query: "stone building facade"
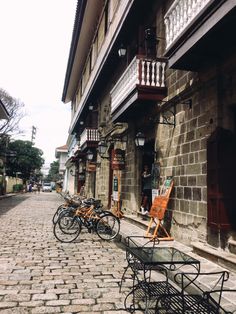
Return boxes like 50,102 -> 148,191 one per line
62,0 -> 236,256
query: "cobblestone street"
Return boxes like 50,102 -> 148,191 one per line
0,193 -> 129,314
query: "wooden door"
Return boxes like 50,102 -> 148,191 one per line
207,127 -> 236,230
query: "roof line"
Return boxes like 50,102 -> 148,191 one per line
61,0 -> 87,103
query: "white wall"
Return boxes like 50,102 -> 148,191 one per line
5,176 -> 24,193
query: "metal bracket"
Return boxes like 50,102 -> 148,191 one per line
155,103 -> 176,127
154,98 -> 192,127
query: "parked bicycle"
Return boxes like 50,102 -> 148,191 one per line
52,192 -> 83,225
53,194 -> 120,243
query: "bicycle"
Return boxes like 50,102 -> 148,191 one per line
53,198 -> 120,243
52,192 -> 83,224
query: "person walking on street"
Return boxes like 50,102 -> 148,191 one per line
33,184 -> 37,193
37,183 -> 41,193
28,183 -> 32,193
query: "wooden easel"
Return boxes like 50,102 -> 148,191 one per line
146,177 -> 174,240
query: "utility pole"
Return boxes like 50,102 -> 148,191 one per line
31,126 -> 37,144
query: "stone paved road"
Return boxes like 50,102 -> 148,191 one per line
0,193 -> 130,314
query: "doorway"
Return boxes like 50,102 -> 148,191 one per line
207,126 -> 236,231
140,139 -> 155,211
142,139 -> 155,174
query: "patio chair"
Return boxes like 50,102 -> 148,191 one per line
122,236 -> 180,313
205,289 -> 236,313
119,235 -> 160,292
155,270 -> 230,313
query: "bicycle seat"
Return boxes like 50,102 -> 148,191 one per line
93,199 -> 102,207
82,200 -> 93,206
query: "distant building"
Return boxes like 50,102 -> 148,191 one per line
55,144 -> 68,176
0,99 -> 9,120
55,144 -> 68,191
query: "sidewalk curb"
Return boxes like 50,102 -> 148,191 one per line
0,193 -> 16,200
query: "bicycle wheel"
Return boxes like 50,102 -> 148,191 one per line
96,213 -> 120,241
52,204 -> 68,224
53,212 -> 81,243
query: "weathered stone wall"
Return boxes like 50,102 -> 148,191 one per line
96,159 -> 110,208
159,51 -> 236,246
157,68 -> 219,244
95,89 -> 111,208
120,129 -> 141,214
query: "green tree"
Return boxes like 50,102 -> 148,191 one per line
0,89 -> 25,175
6,140 -> 44,180
47,160 -> 60,182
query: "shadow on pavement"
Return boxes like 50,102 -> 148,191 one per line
0,194 -> 29,216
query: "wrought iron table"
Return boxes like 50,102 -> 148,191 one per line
123,245 -> 200,313
126,246 -> 200,271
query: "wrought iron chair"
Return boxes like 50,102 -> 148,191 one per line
155,270 -> 230,313
204,289 -> 236,314
119,235 -> 160,292
122,236 -> 180,313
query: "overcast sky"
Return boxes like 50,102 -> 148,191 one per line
0,0 -> 77,168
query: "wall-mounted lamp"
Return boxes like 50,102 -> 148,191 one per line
144,27 -> 165,57
97,133 -> 128,159
145,28 -> 165,43
88,105 -> 94,111
118,44 -> 127,57
79,121 -> 84,125
86,149 -> 101,167
135,132 -> 145,147
86,149 -> 94,161
98,140 -> 109,159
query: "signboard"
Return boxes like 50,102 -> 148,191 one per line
113,175 -> 119,201
149,177 -> 174,219
111,149 -> 125,170
86,162 -> 96,172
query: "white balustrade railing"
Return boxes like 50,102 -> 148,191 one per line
111,56 -> 167,113
80,128 -> 100,147
164,0 -> 211,49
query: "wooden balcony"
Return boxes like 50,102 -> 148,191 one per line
110,56 -> 167,121
164,0 -> 236,70
79,128 -> 100,151
164,0 -> 211,50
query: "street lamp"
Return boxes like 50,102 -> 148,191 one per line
118,44 -> 127,57
98,139 -> 108,157
135,132 -> 145,147
86,149 -> 94,161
